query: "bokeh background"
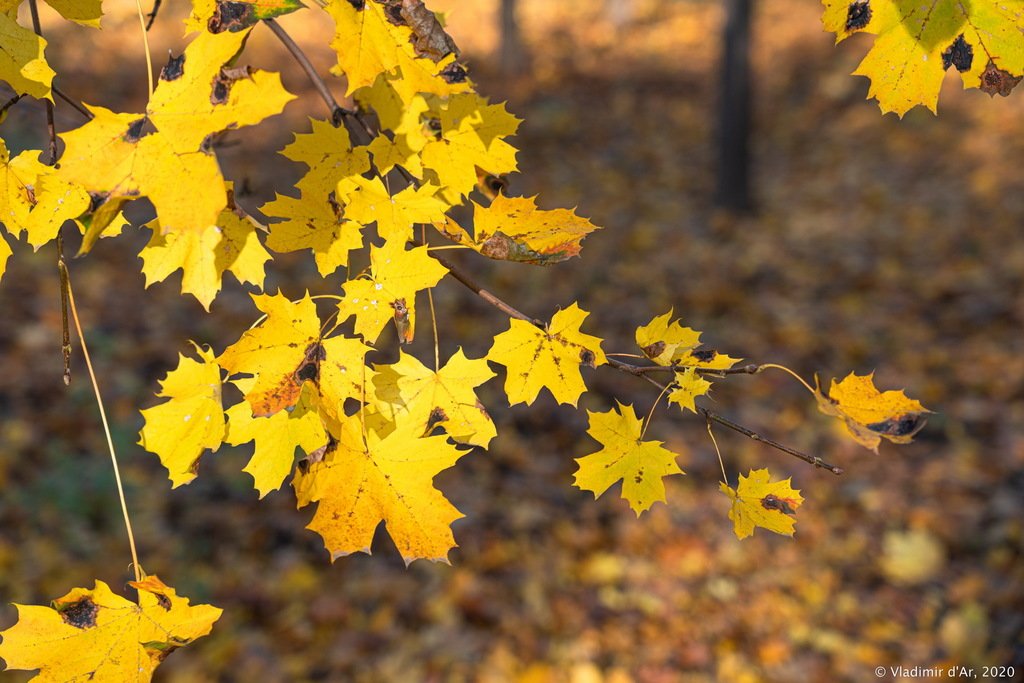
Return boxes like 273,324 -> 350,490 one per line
1,1 -> 1022,681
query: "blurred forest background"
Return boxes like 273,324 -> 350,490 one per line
1,0 -> 1022,681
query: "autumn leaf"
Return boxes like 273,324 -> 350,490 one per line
139,344 -> 225,488
263,192 -> 364,277
339,175 -> 447,242
720,469 -> 804,539
294,414 -> 468,564
336,238 -> 448,344
372,348 -> 496,447
280,118 -> 371,194
40,0 -> 104,26
439,194 -> 600,265
0,144 -> 90,250
668,367 -> 712,413
225,380 -> 328,498
191,0 -> 307,34
487,302 -> 606,406
574,401 -> 684,515
822,0 -> 1024,115
140,198 -> 272,310
0,13 -> 55,100
636,309 -> 740,369
815,372 -> 929,452
0,576 -> 221,682
217,292 -> 323,417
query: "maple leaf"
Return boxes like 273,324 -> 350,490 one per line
139,344 -> 225,487
217,292 -> 322,417
57,30 -> 294,239
367,132 -> 425,177
0,576 -> 221,682
263,192 -> 364,277
371,348 -> 497,447
1,0 -> 105,26
668,367 -> 712,413
280,118 -> 371,194
336,238 -> 448,344
188,0 -> 307,34
0,144 -> 91,250
439,194 -> 600,265
140,197 -> 272,310
720,469 -> 804,539
339,175 -> 447,242
815,372 -> 929,452
486,302 -> 606,406
226,380 -> 328,498
822,0 -> 1024,116
636,309 -> 741,369
421,93 -> 520,200
218,292 -> 372,418
574,401 -> 685,515
294,414 -> 468,564
0,13 -> 55,100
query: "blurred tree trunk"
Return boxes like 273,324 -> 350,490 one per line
499,0 -> 528,77
714,0 -> 754,213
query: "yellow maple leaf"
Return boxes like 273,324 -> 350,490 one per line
336,238 -> 448,343
339,175 -> 447,242
58,30 -> 293,239
720,469 -> 804,539
189,0 -> 306,34
263,192 -> 364,276
139,344 -> 225,487
574,401 -> 685,515
37,0 -> 104,26
668,367 -> 712,413
294,414 -> 468,564
486,302 -> 606,406
141,200 -> 271,310
0,145 -> 91,250
442,194 -> 599,265
367,132 -> 424,177
217,292 -> 323,417
815,372 -> 929,452
317,333 -> 375,423
421,93 -> 519,200
822,0 -> 1024,115
280,118 -> 370,194
225,380 -> 327,498
635,309 -> 741,369
371,348 -> 496,447
326,0 -> 406,94
0,13 -> 55,100
0,576 -> 221,682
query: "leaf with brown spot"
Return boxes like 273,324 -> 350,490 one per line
0,577 -> 221,682
815,372 -> 929,452
721,469 -> 804,539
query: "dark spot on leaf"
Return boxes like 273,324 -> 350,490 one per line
427,407 -> 448,431
345,0 -> 364,9
980,61 -> 1022,97
440,62 -> 468,84
480,233 -> 512,260
211,78 -> 230,105
691,348 -> 716,362
479,173 -> 507,197
302,434 -> 337,470
761,494 -> 796,515
156,593 -> 172,610
200,133 -> 216,154
845,0 -> 870,31
383,1 -> 405,25
124,117 -> 147,143
867,413 -> 926,437
634,473 -> 643,483
641,341 -> 665,360
942,34 -> 973,73
160,53 -> 185,81
579,348 -> 596,367
208,0 -> 255,33
391,298 -> 412,344
294,342 -> 326,383
59,597 -> 99,629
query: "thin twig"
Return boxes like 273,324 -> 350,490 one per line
65,267 -> 144,581
0,93 -> 23,119
27,0 -> 57,164
58,233 -> 71,384
53,86 -> 94,120
263,19 -> 358,129
145,0 -> 162,30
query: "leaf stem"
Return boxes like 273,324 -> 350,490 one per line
759,362 -> 815,394
26,0 -> 58,165
64,267 -> 144,581
132,0 -> 155,98
639,382 -> 671,440
705,416 -> 728,484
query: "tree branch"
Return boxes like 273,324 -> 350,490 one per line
53,86 -> 93,120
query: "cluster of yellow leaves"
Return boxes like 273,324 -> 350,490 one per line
0,576 -> 221,682
822,0 -> 1024,115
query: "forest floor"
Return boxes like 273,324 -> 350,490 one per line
0,1 -> 1021,681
